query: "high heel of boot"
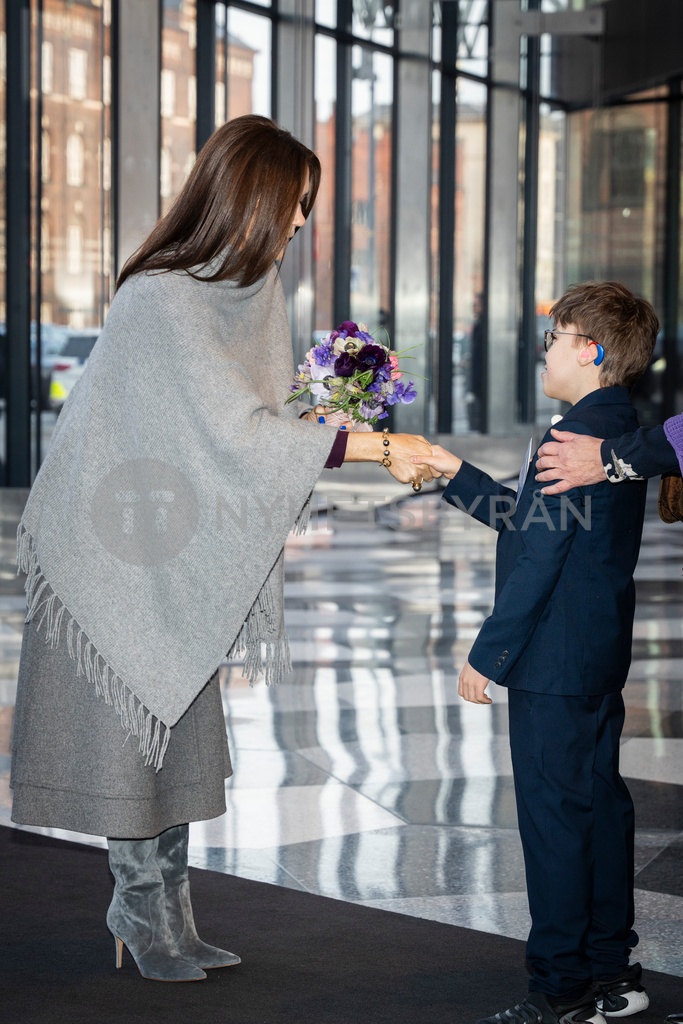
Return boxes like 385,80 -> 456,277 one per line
107,899 -> 207,982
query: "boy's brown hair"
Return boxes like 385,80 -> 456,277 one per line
549,281 -> 659,389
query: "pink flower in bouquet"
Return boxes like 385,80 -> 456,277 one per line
389,353 -> 402,380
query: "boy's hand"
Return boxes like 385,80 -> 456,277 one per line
410,443 -> 462,480
458,661 -> 492,704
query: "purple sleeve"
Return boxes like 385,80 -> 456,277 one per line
664,414 -> 683,473
324,430 -> 349,469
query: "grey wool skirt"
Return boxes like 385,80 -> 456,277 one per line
10,616 -> 232,839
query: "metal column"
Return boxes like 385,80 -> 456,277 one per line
486,0 -> 523,435
196,0 -> 216,151
436,1 -> 458,434
391,0 -> 432,435
333,0 -> 353,328
277,0 -> 316,365
5,0 -> 32,486
116,0 -> 161,273
518,1 -> 541,425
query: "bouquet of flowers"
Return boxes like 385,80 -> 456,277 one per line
287,320 -> 417,426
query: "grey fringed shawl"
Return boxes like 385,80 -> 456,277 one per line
17,265 -> 335,770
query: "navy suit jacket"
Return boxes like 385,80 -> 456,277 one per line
443,387 -> 647,695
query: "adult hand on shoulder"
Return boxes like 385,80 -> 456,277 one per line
535,429 -> 606,495
458,661 -> 492,704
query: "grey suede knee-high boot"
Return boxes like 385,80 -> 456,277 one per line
157,824 -> 241,970
107,837 -> 207,982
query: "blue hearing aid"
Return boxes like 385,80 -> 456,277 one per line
590,341 -> 605,366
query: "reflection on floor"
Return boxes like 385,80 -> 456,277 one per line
2,459 -> 683,978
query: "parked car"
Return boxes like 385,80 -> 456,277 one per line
0,322 -> 73,415
33,324 -> 71,408
48,329 -> 100,411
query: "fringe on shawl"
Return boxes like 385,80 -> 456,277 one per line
225,494 -> 310,684
293,496 -> 312,536
17,525 -> 171,772
226,555 -> 292,686
17,521 -> 297,767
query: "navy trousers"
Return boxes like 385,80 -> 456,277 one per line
507,688 -> 637,1000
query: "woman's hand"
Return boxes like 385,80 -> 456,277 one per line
300,405 -> 366,430
387,434 -> 438,485
343,430 -> 436,488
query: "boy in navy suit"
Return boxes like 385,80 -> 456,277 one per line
417,282 -> 658,1024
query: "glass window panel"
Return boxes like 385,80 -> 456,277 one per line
161,68 -> 177,119
314,34 -> 336,334
103,54 -> 111,106
429,67 -> 440,350
535,104 -> 567,427
350,47 -> 392,331
456,0 -> 488,78
215,5 -> 227,126
67,224 -> 83,275
41,130 -> 51,184
161,0 -> 196,217
352,0 -> 394,46
539,32 -> 553,100
452,78 -> 486,434
67,48 -> 88,100
226,8 -> 271,120
432,3 -> 442,64
42,41 -> 54,94
215,4 -> 270,124
565,101 -> 667,424
316,0 -> 337,30
35,1 -> 113,458
66,132 -> 85,186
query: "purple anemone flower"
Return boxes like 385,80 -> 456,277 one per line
356,344 -> 387,371
338,320 -> 359,334
334,352 -> 358,377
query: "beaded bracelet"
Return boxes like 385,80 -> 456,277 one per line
380,427 -> 391,468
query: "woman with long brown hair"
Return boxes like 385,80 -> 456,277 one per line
10,115 -> 433,982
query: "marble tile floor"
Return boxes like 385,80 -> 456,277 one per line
3,458 -> 683,980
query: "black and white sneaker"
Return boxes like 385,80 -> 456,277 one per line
475,991 -> 607,1024
594,963 -> 649,1018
